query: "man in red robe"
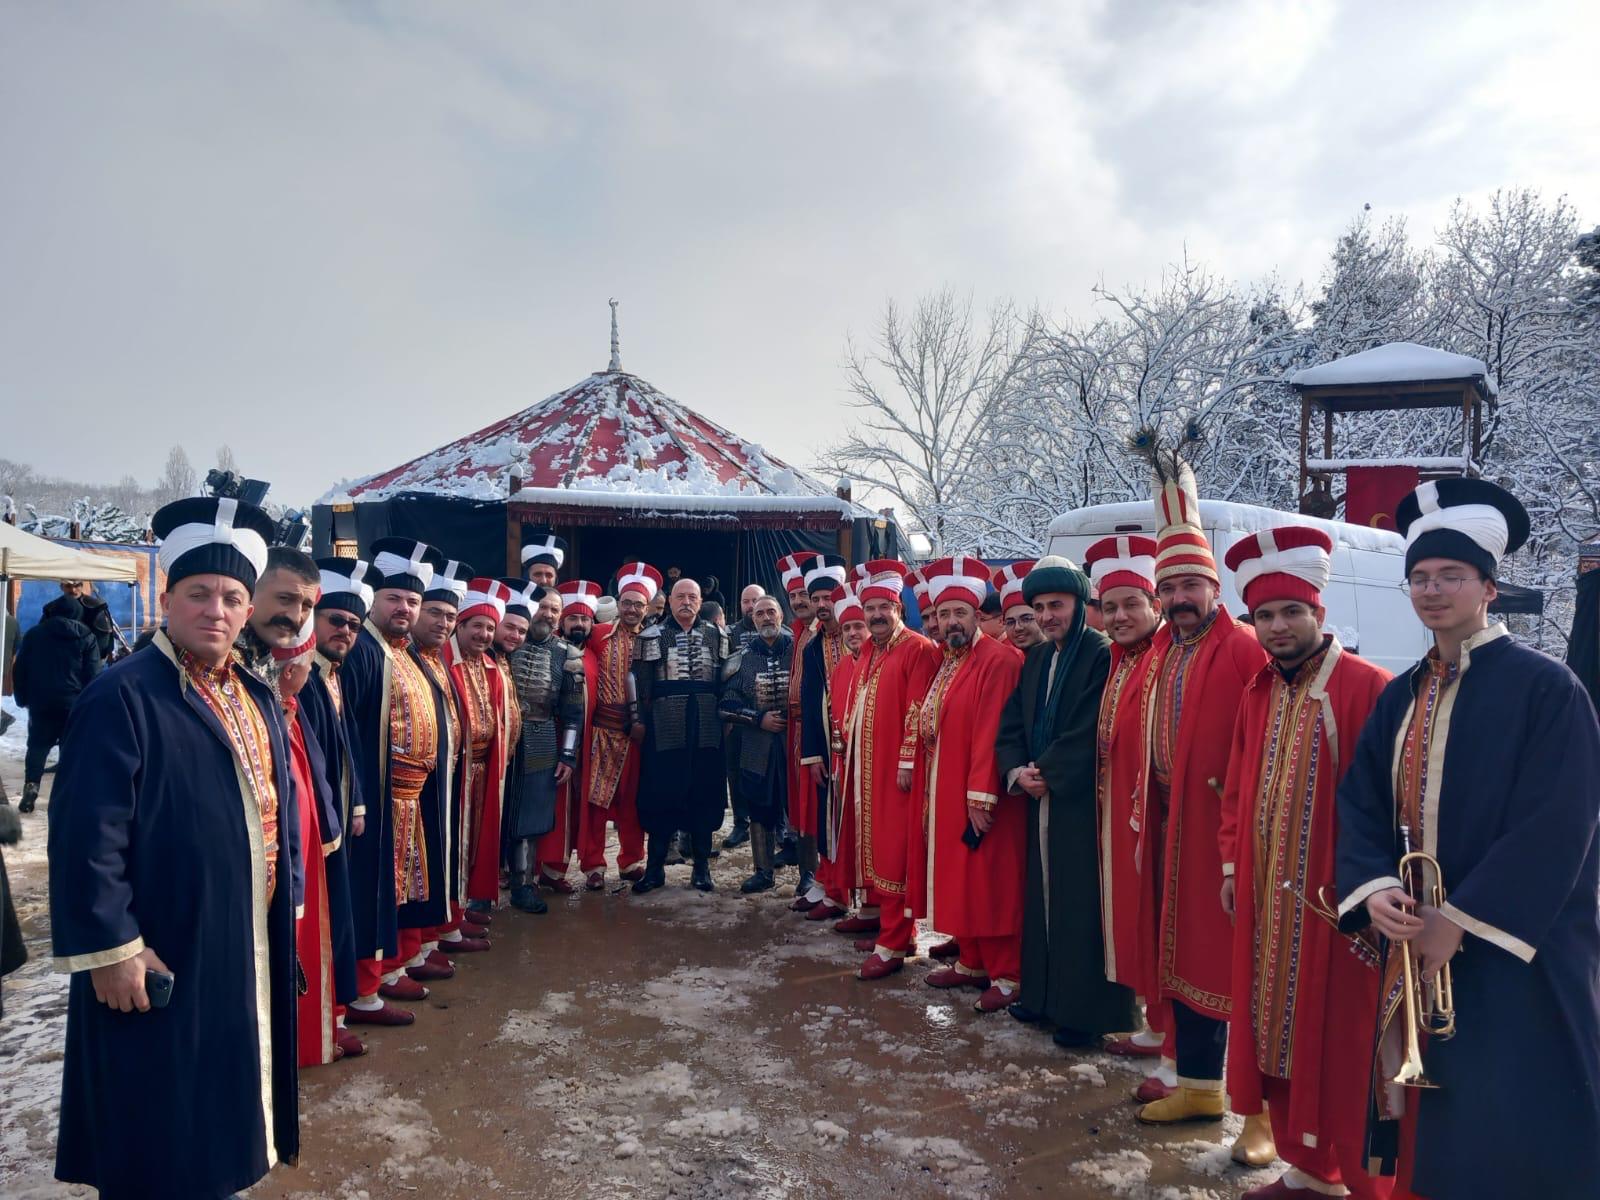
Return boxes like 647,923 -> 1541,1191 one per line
274,614 -> 340,1066
441,579 -> 512,948
1133,460 -> 1271,1156
578,564 -> 659,888
805,584 -> 867,924
912,557 -> 1026,1010
840,560 -> 938,981
776,551 -> 820,875
994,561 -> 1042,652
1220,527 -> 1392,1200
1083,536 -> 1174,1099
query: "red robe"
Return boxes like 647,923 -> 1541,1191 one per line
1220,639 -> 1390,1153
785,617 -> 818,835
1097,636 -> 1160,995
287,704 -> 335,1068
910,635 -> 1025,936
842,625 -> 937,902
1136,607 -> 1267,1018
828,650 -> 864,893
902,636 -> 952,919
443,637 -> 509,905
578,622 -> 645,873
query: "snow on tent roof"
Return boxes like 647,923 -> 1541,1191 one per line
1289,342 -> 1497,396
329,370 -> 837,506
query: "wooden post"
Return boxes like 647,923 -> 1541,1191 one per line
1297,395 -> 1311,512
506,507 -> 522,576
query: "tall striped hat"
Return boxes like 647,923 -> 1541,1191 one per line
1151,459 -> 1217,585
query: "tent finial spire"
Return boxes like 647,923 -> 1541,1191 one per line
608,298 -> 621,372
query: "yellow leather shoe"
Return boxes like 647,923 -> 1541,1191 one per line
1136,1086 -> 1225,1124
1230,1109 -> 1277,1166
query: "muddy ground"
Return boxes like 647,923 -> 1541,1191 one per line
1,763 -> 1274,1199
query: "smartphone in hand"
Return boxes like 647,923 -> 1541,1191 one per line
144,969 -> 175,1009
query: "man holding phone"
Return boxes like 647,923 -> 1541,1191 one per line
48,496 -> 300,1200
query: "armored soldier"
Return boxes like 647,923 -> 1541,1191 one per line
719,595 -> 794,893
633,578 -> 730,894
504,586 -> 586,913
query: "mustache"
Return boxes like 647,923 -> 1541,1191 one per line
268,615 -> 301,630
868,615 -> 889,626
1164,601 -> 1200,618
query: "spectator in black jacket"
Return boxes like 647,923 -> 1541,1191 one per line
12,596 -> 102,813
61,581 -> 118,663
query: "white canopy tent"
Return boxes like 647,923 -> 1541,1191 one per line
0,521 -> 139,583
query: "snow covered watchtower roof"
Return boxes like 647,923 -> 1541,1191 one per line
1290,342 -> 1497,400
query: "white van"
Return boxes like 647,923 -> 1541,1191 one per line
1044,500 -> 1430,675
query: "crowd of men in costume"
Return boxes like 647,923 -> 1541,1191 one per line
32,464 -> 1600,1200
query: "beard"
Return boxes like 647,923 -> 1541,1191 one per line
529,618 -> 554,641
759,624 -> 781,641
564,626 -> 589,646
945,627 -> 970,649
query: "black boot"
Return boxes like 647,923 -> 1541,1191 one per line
691,857 -> 715,892
632,836 -> 670,894
19,781 -> 39,815
510,882 -> 547,914
723,818 -> 751,850
774,836 -> 799,869
740,823 -> 775,893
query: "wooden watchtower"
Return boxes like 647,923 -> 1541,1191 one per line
1288,342 -> 1494,523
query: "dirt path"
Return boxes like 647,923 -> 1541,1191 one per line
1,769 -> 1272,1199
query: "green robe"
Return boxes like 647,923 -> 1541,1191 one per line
996,629 -> 1135,1034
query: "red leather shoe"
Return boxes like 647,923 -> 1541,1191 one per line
345,1002 -> 415,1027
852,936 -> 878,953
335,1027 -> 368,1057
856,953 -> 905,981
620,866 -> 646,883
407,959 -> 454,983
790,894 -> 819,913
1104,1036 -> 1163,1058
834,914 -> 881,935
805,901 -> 846,922
1134,1075 -> 1176,1103
541,875 -> 577,894
926,966 -> 988,990
973,985 -> 1015,1013
442,935 -> 490,953
380,976 -> 429,1002
928,939 -> 960,960
425,948 -> 454,969
585,871 -> 606,891
463,909 -> 493,928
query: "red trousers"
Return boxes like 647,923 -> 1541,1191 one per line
355,957 -> 384,998
380,928 -> 423,975
537,781 -> 579,878
1262,1076 -> 1392,1200
425,903 -> 464,941
578,793 -> 645,874
959,934 -> 1021,989
871,888 -> 916,955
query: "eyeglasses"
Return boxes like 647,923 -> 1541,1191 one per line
323,614 -> 362,630
1399,575 -> 1477,596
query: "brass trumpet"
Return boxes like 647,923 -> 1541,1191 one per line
1393,825 -> 1456,1089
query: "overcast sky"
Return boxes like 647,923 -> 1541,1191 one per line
3,1 -> 1595,506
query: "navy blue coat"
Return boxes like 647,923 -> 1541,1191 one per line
48,633 -> 299,1199
299,659 -> 364,1004
1337,627 -> 1600,1199
338,628 -> 400,960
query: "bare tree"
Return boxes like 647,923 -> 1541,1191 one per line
215,444 -> 239,475
817,289 -> 1036,553
157,444 -> 197,502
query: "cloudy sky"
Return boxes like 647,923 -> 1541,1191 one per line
3,1 -> 1595,505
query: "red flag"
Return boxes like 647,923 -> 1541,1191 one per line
1344,465 -> 1419,531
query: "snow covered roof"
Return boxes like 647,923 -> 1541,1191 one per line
328,369 -> 837,507
1289,342 -> 1497,397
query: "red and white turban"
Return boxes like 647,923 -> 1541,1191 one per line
1223,525 -> 1333,612
991,560 -> 1036,614
777,551 -> 819,595
830,584 -> 864,625
902,566 -> 931,613
460,578 -> 510,624
558,579 -> 602,615
856,558 -> 910,605
1083,536 -> 1159,597
616,561 -> 662,603
925,555 -> 991,610
1152,458 -> 1218,585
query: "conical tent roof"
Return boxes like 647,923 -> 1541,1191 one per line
335,369 -> 833,505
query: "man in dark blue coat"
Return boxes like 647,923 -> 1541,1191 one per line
1336,479 -> 1600,1200
12,593 -> 102,813
48,496 -> 299,1200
